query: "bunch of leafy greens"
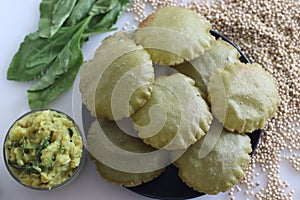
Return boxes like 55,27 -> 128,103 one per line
7,0 -> 129,109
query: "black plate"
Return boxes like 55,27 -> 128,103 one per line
82,30 -> 262,200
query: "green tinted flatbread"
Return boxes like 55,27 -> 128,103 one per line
88,119 -> 168,187
90,156 -> 165,187
135,6 -> 213,66
80,31 -> 154,120
174,38 -> 240,99
101,30 -> 135,45
173,128 -> 251,194
132,73 -> 212,150
208,62 -> 280,133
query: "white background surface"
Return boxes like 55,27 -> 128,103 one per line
0,1 -> 299,200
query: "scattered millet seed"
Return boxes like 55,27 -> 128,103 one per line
126,0 -> 300,199
236,185 -> 241,192
127,0 -> 177,22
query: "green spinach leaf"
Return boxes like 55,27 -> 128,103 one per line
28,17 -> 92,109
89,0 -> 118,16
38,0 -> 56,38
29,17 -> 91,91
39,0 -> 78,38
86,0 -> 129,34
7,22 -> 84,81
64,0 -> 96,26
27,53 -> 84,109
